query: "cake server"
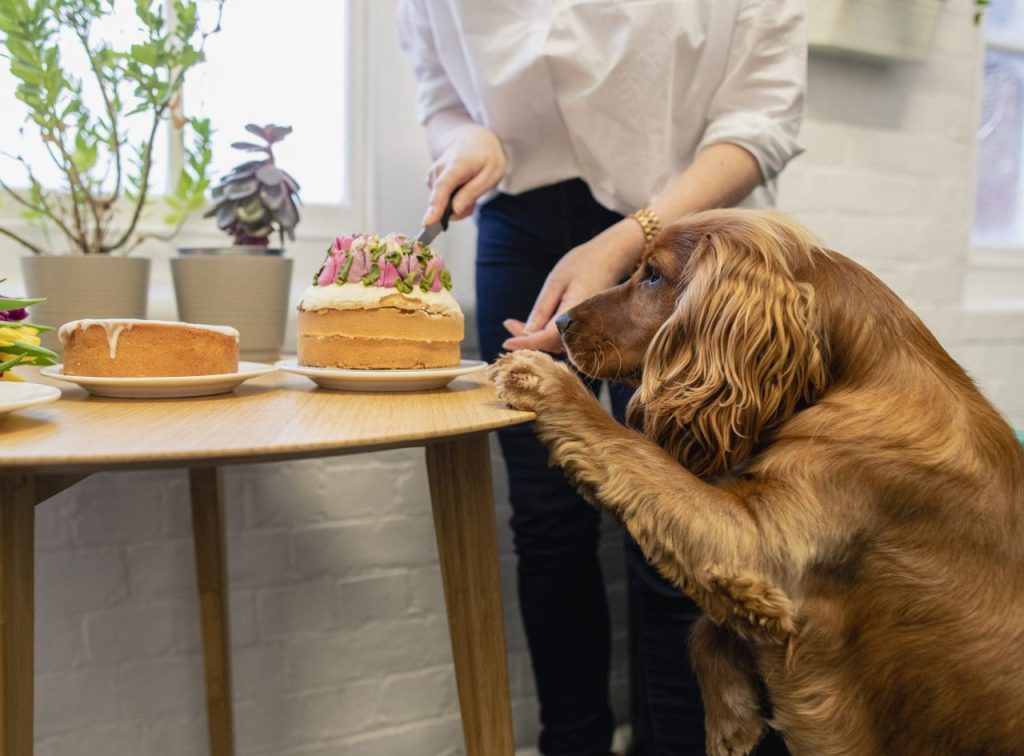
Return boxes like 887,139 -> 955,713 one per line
415,190 -> 457,246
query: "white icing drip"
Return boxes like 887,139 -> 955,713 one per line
298,282 -> 462,315
58,319 -> 240,359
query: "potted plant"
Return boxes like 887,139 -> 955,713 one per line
0,0 -> 219,350
172,124 -> 300,361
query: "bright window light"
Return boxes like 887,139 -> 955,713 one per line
974,0 -> 1024,247
187,0 -> 349,206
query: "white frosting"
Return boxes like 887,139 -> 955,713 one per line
298,282 -> 462,315
58,319 -> 240,359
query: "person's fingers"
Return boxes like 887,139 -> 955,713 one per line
423,162 -> 477,225
502,321 -> 564,353
503,319 -> 526,337
524,275 -> 567,334
452,164 -> 502,217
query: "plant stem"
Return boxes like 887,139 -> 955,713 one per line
103,106 -> 165,253
0,178 -> 77,251
0,226 -> 45,256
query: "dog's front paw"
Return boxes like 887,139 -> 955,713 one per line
488,350 -> 565,412
707,714 -> 766,756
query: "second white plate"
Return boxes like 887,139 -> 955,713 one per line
275,359 -> 487,392
40,362 -> 277,398
0,381 -> 62,416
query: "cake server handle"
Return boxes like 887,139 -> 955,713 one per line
415,186 -> 460,246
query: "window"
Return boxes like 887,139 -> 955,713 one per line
189,0 -> 350,206
1,0 -> 355,214
974,0 -> 1024,248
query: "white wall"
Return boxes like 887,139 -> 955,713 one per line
2,1 -> 1021,755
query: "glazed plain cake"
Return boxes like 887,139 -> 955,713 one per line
59,319 -> 240,377
298,233 -> 464,369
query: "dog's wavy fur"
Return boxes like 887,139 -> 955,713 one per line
489,209 -> 1024,756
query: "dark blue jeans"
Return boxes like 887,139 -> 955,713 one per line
476,179 -> 707,756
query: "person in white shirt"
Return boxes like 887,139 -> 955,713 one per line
398,2 -> 805,754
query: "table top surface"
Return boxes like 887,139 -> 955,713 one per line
0,367 -> 533,472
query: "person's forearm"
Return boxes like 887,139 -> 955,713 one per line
424,107 -> 477,159
604,142 -> 764,274
651,142 -> 762,223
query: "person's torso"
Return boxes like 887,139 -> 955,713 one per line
421,0 -> 743,211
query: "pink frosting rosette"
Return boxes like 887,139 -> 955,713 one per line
312,232 -> 452,292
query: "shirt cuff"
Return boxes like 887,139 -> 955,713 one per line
697,111 -> 804,182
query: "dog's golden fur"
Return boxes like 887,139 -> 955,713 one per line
489,209 -> 1024,756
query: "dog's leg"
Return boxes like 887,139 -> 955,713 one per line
691,618 -> 771,756
490,351 -> 797,642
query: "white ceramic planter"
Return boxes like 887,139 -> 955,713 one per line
171,254 -> 293,362
808,0 -> 944,63
20,255 -> 150,353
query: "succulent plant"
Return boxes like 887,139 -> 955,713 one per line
205,124 -> 301,247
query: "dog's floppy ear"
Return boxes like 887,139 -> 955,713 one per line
627,215 -> 829,477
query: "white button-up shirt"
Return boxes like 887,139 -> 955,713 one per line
396,0 -> 806,213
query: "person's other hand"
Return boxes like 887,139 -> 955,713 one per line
423,123 -> 506,225
502,221 -> 645,353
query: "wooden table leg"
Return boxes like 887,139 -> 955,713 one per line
0,473 -> 35,756
426,434 -> 514,756
189,468 -> 235,756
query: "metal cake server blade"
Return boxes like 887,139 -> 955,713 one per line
415,189 -> 458,246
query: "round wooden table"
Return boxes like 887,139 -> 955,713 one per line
0,367 -> 533,756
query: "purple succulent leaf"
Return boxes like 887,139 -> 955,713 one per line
215,202 -> 238,228
255,164 -> 286,186
231,141 -> 271,153
244,123 -> 269,141
259,183 -> 287,210
263,125 -> 293,145
223,177 -> 259,200
275,197 -> 299,229
222,160 -> 267,181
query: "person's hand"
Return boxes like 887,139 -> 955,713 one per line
502,220 -> 646,353
423,123 -> 506,226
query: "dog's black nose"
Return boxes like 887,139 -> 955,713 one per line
555,313 -> 573,335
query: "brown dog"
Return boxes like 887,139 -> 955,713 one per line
489,209 -> 1024,755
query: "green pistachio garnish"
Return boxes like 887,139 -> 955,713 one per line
439,269 -> 453,290
361,263 -> 380,286
384,249 -> 402,266
395,278 -> 413,294
420,266 -> 436,292
336,255 -> 354,284
313,266 -> 324,285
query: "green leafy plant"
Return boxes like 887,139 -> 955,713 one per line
975,0 -> 990,25
205,124 -> 301,247
0,0 -> 222,255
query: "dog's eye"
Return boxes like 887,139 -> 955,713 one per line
643,267 -> 661,286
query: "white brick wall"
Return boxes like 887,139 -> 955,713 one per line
12,1 -> 1024,754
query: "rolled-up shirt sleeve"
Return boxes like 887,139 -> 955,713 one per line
395,0 -> 466,124
697,0 -> 807,182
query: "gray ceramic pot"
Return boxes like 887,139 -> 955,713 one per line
20,255 -> 150,353
171,248 -> 293,362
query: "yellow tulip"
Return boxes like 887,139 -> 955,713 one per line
0,371 -> 23,382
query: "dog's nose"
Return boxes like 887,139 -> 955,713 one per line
555,313 -> 573,335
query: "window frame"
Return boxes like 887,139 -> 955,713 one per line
969,8 -> 1024,296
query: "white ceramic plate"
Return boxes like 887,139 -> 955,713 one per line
0,381 -> 62,415
275,358 -> 487,392
40,362 -> 277,399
